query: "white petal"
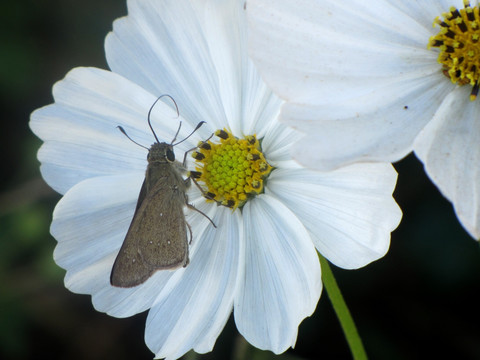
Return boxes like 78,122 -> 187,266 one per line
248,0 -> 442,104
267,162 -> 402,268
261,122 -> 303,164
235,195 -> 321,353
414,86 -> 480,239
201,0 -> 283,137
247,0 -> 456,170
29,67 -> 190,194
106,0 -> 281,140
388,0 -> 466,23
106,0 -> 227,129
145,207 -> 242,359
285,74 -> 453,170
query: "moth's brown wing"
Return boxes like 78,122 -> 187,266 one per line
133,178 -> 148,214
110,177 -> 188,288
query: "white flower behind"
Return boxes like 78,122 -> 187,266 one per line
30,0 -> 402,358
247,0 -> 480,239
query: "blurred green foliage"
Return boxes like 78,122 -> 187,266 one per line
1,0 -> 480,359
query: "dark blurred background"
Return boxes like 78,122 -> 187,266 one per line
1,1 -> 480,359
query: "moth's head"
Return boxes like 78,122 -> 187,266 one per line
147,142 -> 175,163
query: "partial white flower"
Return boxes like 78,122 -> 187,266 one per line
247,0 -> 480,239
30,0 -> 401,358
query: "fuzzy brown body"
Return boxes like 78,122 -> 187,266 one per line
110,142 -> 189,288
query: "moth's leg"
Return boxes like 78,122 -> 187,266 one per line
186,203 -> 216,228
182,134 -> 214,167
184,192 -> 216,228
185,172 -> 218,204
182,146 -> 197,167
186,221 -> 193,245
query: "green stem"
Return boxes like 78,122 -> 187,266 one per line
319,254 -> 368,360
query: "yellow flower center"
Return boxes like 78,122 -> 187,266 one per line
190,129 -> 273,210
429,1 -> 480,100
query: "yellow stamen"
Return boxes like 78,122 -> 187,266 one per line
191,129 -> 273,210
429,1 -> 480,100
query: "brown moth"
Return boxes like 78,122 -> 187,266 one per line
110,95 -> 206,288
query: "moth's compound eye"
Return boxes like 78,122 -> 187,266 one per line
166,148 -> 175,162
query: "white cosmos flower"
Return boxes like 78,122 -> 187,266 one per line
247,0 -> 480,239
30,0 -> 401,358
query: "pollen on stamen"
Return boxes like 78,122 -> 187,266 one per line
191,128 -> 273,210
429,1 -> 480,100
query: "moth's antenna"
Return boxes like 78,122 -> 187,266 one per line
173,121 -> 206,146
148,94 -> 179,143
117,126 -> 149,150
171,121 -> 183,145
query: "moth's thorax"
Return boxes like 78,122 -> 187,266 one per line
147,142 -> 175,164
